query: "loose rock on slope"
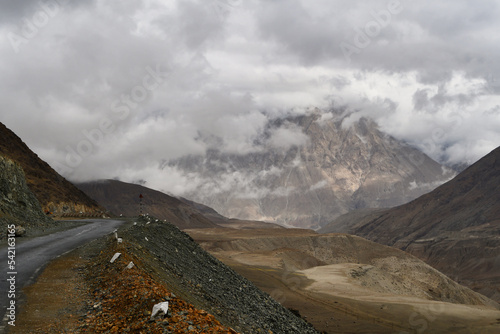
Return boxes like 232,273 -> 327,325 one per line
121,216 -> 319,333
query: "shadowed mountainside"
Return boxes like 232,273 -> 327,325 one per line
320,146 -> 500,302
0,122 -> 103,216
77,179 -> 220,229
77,179 -> 283,230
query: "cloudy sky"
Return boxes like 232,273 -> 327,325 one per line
1,0 -> 499,188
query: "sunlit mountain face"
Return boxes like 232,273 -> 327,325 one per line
164,111 -> 455,229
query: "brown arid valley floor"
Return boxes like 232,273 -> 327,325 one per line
188,228 -> 500,334
11,237 -> 238,333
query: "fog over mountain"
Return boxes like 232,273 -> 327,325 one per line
163,110 -> 455,228
1,0 -> 499,193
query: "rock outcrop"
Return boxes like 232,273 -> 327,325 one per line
0,155 -> 53,239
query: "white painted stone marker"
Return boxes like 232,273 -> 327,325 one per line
110,252 -> 121,263
151,301 -> 169,319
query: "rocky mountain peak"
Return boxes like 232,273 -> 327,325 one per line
164,111 -> 454,229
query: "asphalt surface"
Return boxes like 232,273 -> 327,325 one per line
0,219 -> 125,333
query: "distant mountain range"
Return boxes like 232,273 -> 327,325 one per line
0,122 -> 103,216
320,146 -> 500,302
166,110 -> 455,229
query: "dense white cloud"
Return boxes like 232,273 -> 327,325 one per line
268,123 -> 309,149
0,0 -> 499,189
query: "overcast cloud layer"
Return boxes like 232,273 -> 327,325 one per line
1,0 -> 499,188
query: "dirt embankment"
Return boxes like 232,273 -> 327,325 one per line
14,217 -> 318,333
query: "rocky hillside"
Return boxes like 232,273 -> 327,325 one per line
320,146 -> 500,302
166,110 -> 454,229
0,155 -> 53,240
0,122 -> 103,216
119,216 -> 319,333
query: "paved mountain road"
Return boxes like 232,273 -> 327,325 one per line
0,219 -> 125,332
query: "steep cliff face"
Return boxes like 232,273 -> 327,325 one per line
0,122 -> 104,216
0,155 -> 53,239
167,111 -> 454,229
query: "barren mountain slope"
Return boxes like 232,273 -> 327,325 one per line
320,146 -> 500,302
0,122 -> 103,216
168,111 -> 454,229
78,179 -> 284,230
77,179 -> 220,229
179,196 -> 285,229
